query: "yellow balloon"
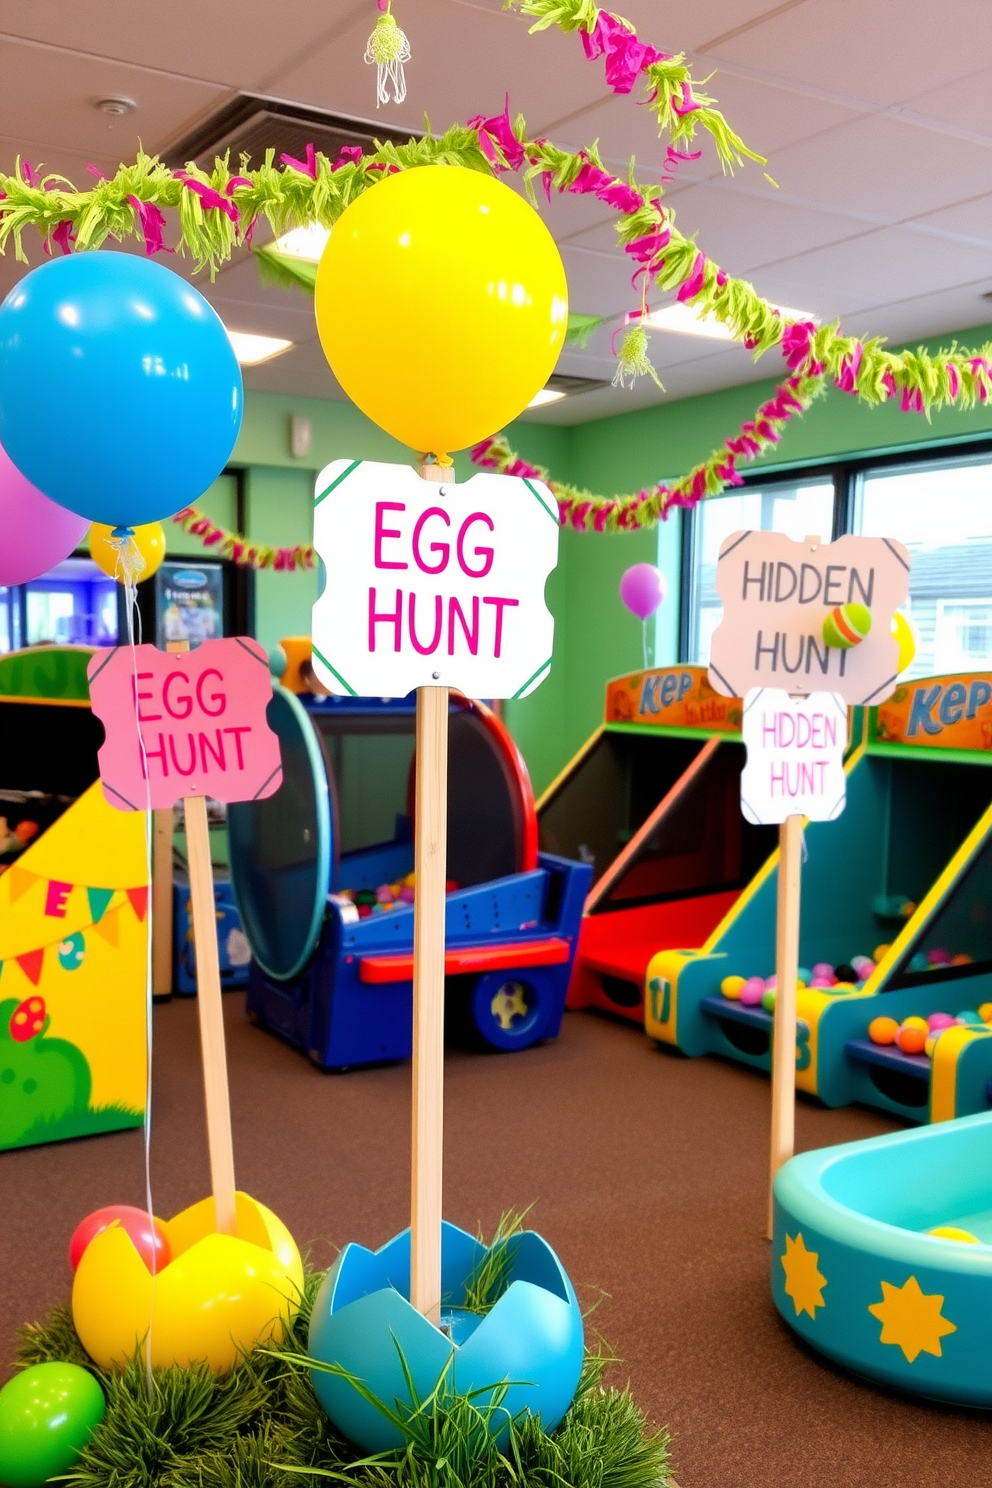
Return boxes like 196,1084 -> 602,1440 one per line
315,165 -> 569,458
891,610 -> 917,674
89,521 -> 166,583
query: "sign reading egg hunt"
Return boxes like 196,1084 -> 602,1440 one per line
740,689 -> 847,825
310,459 -> 559,699
708,532 -> 910,707
87,637 -> 283,811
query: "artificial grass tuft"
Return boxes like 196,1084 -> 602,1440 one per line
15,1264 -> 672,1488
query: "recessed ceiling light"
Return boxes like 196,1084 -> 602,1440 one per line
643,302 -> 816,340
273,223 -> 331,262
226,330 -> 294,365
527,386 -> 567,408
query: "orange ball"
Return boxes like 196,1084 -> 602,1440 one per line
868,1016 -> 899,1045
979,1002 -> 992,1024
897,1022 -> 927,1055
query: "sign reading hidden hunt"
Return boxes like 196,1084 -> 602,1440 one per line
709,531 -> 910,706
740,689 -> 847,825
87,638 -> 283,811
310,459 -> 559,699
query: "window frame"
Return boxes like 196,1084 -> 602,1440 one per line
678,436 -> 992,663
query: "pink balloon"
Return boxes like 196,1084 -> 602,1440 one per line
619,563 -> 667,620
0,439 -> 89,586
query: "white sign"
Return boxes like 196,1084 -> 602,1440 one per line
708,531 -> 910,706
310,459 -> 558,699
740,689 -> 847,824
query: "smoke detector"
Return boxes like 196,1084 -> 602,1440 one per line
94,96 -> 136,116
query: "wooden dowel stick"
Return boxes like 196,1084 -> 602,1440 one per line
184,790 -> 238,1236
151,809 -> 174,998
410,459 -> 453,1323
768,812 -> 802,1239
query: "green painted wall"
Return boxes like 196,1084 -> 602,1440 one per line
178,319 -> 992,797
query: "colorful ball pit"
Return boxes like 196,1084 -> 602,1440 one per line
72,1193 -> 303,1371
308,1220 -> 583,1453
773,1112 -> 992,1406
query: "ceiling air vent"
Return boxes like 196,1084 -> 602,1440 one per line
546,373 -> 610,397
163,94 -> 421,171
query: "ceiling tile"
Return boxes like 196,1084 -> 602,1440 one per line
709,0 -> 992,107
902,64 -> 992,133
759,113 -> 992,221
909,194 -> 992,247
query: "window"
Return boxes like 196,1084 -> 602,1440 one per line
21,557 -> 119,648
684,478 -> 836,665
854,455 -> 992,678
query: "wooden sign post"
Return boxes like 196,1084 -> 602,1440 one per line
411,460 -> 452,1323
310,455 -> 559,1320
87,636 -> 283,1237
709,531 -> 910,1237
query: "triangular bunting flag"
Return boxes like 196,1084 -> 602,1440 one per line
86,887 -> 115,924
126,886 -> 149,923
8,867 -> 37,903
92,906 -> 120,947
15,948 -> 44,986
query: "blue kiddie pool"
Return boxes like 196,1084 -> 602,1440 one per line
308,1220 -> 584,1451
772,1113 -> 992,1405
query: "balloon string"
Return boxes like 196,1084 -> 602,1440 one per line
642,616 -> 648,670
122,567 -> 155,1399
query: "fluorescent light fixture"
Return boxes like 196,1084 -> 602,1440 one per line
644,301 -> 816,340
273,222 -> 331,262
527,386 -> 567,408
226,330 -> 294,365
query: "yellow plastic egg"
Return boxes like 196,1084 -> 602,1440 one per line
72,1192 -> 303,1372
720,975 -> 745,1000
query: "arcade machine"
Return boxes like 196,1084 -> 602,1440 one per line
0,645 -> 148,1150
537,665 -> 777,1020
645,671 -> 992,1124
228,646 -> 590,1070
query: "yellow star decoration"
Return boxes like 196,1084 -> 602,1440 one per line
868,1276 -> 957,1363
781,1232 -> 827,1319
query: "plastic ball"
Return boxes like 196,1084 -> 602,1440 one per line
809,976 -> 833,989
927,1012 -> 956,1031
764,975 -> 777,990
924,1035 -> 937,1058
834,962 -> 857,983
851,955 -> 875,977
811,962 -> 833,979
832,982 -> 857,994
908,952 -> 931,973
927,947 -> 952,966
823,602 -> 872,649
720,975 -> 745,1001
957,1010 -> 983,1025
928,1226 -> 979,1244
797,966 -> 811,985
0,1363 -> 105,1488
868,1016 -> 899,1045
979,1003 -> 992,1023
0,254 -> 243,528
69,1205 -> 171,1274
760,989 -> 776,1013
892,610 -> 917,674
315,166 -> 568,457
739,978 -> 765,1007
951,953 -> 973,966
873,943 -> 891,963
897,1020 -> 928,1054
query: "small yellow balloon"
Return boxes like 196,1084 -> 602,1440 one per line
315,165 -> 569,458
90,521 -> 166,583
891,610 -> 917,674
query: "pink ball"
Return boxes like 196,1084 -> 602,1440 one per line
0,439 -> 89,585
69,1204 -> 170,1273
809,977 -> 833,988
739,978 -> 765,1006
764,975 -> 777,991
811,962 -> 833,979
927,948 -> 952,966
927,1012 -> 955,1031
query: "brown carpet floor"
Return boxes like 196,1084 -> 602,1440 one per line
2,997 -> 989,1487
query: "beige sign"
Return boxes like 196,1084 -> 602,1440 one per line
708,531 -> 910,706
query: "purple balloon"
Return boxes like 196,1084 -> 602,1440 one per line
0,439 -> 89,586
619,563 -> 667,620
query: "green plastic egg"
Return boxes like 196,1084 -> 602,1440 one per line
0,1362 -> 105,1487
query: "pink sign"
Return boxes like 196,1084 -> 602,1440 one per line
87,638 -> 282,811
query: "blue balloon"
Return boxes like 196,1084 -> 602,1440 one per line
0,252 -> 243,528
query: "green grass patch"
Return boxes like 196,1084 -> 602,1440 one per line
16,1265 -> 672,1488
6,1104 -> 144,1151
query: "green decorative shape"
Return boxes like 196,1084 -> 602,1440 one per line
563,312 -> 605,348
86,887 -> 114,924
0,1362 -> 106,1488
0,998 -> 92,1150
0,647 -> 92,702
253,243 -> 318,295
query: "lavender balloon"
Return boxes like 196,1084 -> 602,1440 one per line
0,440 -> 88,586
619,563 -> 667,620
